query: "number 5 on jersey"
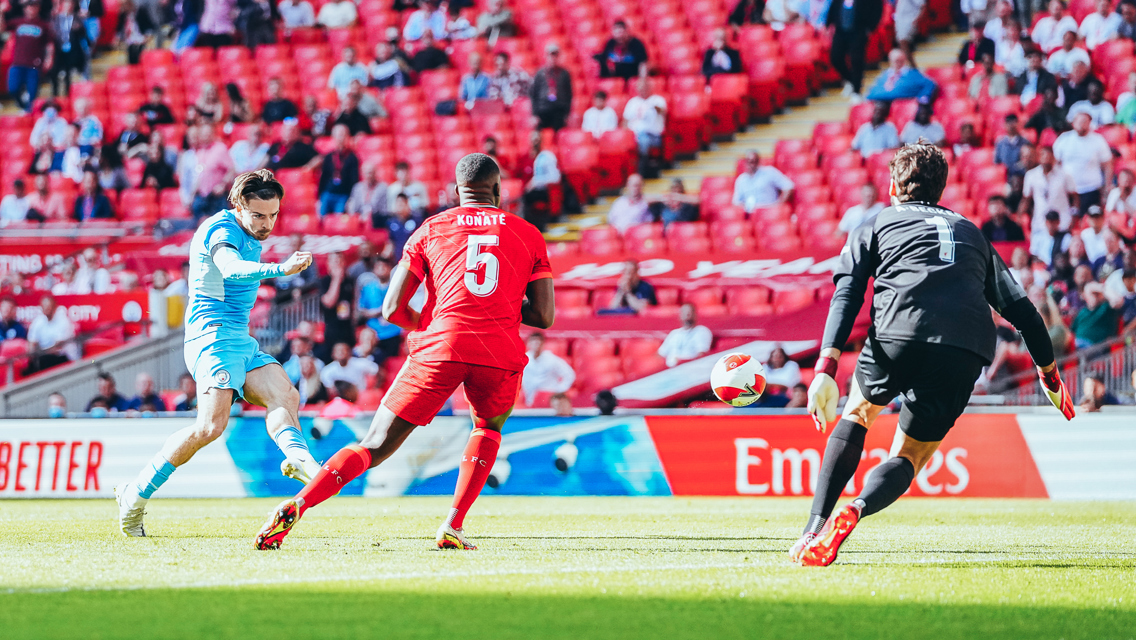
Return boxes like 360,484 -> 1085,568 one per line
926,216 -> 955,263
464,235 -> 500,296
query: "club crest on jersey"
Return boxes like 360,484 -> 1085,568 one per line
216,369 -> 231,385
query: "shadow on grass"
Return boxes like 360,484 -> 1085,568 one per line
1,588 -> 1131,640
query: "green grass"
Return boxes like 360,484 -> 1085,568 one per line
1,498 -> 1134,639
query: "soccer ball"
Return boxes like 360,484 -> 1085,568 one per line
710,353 -> 767,407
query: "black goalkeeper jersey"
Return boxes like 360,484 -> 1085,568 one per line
821,201 -> 1027,363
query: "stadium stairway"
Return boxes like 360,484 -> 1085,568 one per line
545,31 -> 971,241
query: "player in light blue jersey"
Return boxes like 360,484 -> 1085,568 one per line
116,170 -> 323,537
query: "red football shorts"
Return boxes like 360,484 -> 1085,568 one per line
381,358 -> 520,425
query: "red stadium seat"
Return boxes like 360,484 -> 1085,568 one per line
726,287 -> 774,315
772,288 -> 816,314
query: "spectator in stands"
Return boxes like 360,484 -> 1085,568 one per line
50,0 -> 87,96
0,296 -> 28,342
328,46 -> 369,100
982,195 -> 1026,242
476,0 -> 515,40
582,90 -> 618,139
958,20 -> 996,66
1012,49 -> 1058,107
193,82 -> 226,124
657,304 -> 712,367
839,183 -> 884,233
318,252 -> 355,358
138,86 -> 175,126
347,161 -> 388,225
88,372 -> 129,411
1093,230 -> 1125,278
995,114 -> 1028,169
549,392 -> 573,416
31,104 -> 69,149
266,120 -> 320,171
1067,81 -> 1115,128
488,51 -> 531,105
281,335 -> 322,385
1026,85 -> 1070,137
851,101 -> 900,156
72,170 -> 113,221
317,124 -> 361,216
968,53 -> 1009,100
1062,61 -> 1098,105
460,52 -> 491,109
110,113 -> 148,165
196,0 -> 237,47
732,150 -> 795,212
403,0 -> 445,41
1033,0 -> 1078,52
1032,210 -> 1073,265
370,41 -> 412,89
25,293 -> 77,375
764,345 -> 802,389
520,131 -> 560,230
952,122 -> 980,157
190,125 -> 235,220
530,43 -> 572,130
225,83 -> 253,123
1079,0 -> 1120,49
1080,372 -> 1120,411
386,161 -> 429,212
54,125 -> 84,183
26,174 -> 68,220
521,331 -> 575,404
356,258 -> 401,361
1081,205 -> 1110,261
995,17 -> 1027,76
1119,0 -> 1136,40
866,49 -> 936,102
316,0 -> 357,28
332,92 -> 372,135
347,239 -> 376,281
277,0 -> 315,30
126,372 -> 167,412
0,179 -> 31,226
892,0 -> 924,66
764,0 -> 802,30
728,0 -> 763,25
6,1 -> 55,112
606,260 -> 657,313
1072,282 -> 1119,345
301,94 -> 331,137
173,373 -> 197,412
385,194 -> 423,259
228,123 -> 269,173
702,29 -> 742,82
238,0 -> 277,48
141,143 -> 177,189
1046,30 -> 1090,78
411,30 -> 449,73
597,20 -> 648,79
47,391 -> 66,418
827,0 -> 883,103
176,126 -> 201,206
595,389 -> 617,414
297,355 -> 329,404
1107,167 -> 1136,218
273,233 -> 319,303
1054,112 -> 1113,213
262,78 -> 298,124
654,178 -> 699,227
899,100 -> 946,145
320,341 -> 379,391
623,77 -> 667,175
443,2 -> 476,39
608,173 -> 651,233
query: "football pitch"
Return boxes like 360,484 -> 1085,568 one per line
1,497 -> 1133,639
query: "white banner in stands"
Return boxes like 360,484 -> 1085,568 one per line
0,420 -> 246,498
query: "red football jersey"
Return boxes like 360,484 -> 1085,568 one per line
399,205 -> 553,371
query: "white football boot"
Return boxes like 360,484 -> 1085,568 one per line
280,457 -> 319,485
436,523 -> 479,550
114,483 -> 148,537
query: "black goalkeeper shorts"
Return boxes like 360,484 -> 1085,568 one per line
855,336 -> 986,443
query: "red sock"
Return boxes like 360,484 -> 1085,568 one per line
446,428 -> 501,529
295,445 -> 371,516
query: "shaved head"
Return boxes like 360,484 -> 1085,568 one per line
455,153 -> 501,186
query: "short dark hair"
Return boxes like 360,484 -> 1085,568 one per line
1123,268 -> 1136,280
1045,210 -> 1061,222
97,372 -> 114,383
455,153 -> 500,186
228,169 -> 284,208
987,194 -> 1007,205
395,161 -> 410,171
595,390 -> 617,415
1005,113 -> 1019,122
594,90 -> 608,100
613,19 -> 627,28
889,143 -> 949,204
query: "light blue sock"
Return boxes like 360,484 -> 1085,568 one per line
272,425 -> 313,461
134,454 -> 176,499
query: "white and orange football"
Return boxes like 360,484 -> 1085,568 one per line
710,353 -> 767,407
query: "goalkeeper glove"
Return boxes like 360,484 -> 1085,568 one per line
1038,365 -> 1074,421
807,356 -> 840,433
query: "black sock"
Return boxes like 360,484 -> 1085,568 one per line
856,457 -> 915,517
804,419 -> 867,535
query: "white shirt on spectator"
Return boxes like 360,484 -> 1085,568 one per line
851,121 -> 900,156
1106,186 -> 1136,215
319,357 -> 379,390
1079,11 -> 1121,49
732,167 -> 794,212
763,360 -> 802,388
328,62 -> 370,99
1081,225 -> 1109,262
623,95 -> 667,136
0,194 -> 30,225
229,140 -> 270,173
657,325 -> 713,367
582,106 -> 618,138
1032,15 -> 1078,52
1053,130 -> 1112,193
839,202 -> 884,233
608,195 -> 651,233
27,309 -> 77,360
1066,100 -> 1116,128
522,350 -> 575,403
1023,165 -> 1077,232
983,17 -> 1006,41
1046,47 -> 1091,76
1030,231 -> 1072,265
278,0 -> 315,28
899,120 -> 946,145
317,0 -> 357,28
996,40 -> 1027,76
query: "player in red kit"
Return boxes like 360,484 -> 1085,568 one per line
255,153 -> 555,551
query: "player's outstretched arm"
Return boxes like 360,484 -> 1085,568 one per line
382,265 -> 422,331
212,245 -> 313,282
521,278 -> 555,329
997,298 -> 1074,420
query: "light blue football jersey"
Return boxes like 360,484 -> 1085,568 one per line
184,210 -> 263,340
